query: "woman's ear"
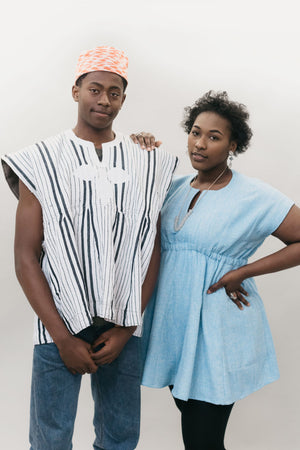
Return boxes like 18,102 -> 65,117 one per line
230,141 -> 237,153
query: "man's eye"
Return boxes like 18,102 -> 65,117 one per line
111,92 -> 120,97
90,88 -> 98,94
191,131 -> 198,136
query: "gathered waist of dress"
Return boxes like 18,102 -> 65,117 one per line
161,244 -> 248,267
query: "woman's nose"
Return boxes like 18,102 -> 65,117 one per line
195,136 -> 206,149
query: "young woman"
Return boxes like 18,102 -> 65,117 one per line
138,91 -> 300,450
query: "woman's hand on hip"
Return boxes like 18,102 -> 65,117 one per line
207,268 -> 250,310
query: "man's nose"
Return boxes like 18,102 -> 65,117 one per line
97,92 -> 110,106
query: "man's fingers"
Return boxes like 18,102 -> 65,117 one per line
92,355 -> 111,366
86,364 -> 98,374
91,346 -> 109,363
97,358 -> 112,366
93,331 -> 109,347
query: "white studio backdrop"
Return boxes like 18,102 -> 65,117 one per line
0,1 -> 299,449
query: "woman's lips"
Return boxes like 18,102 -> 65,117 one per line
191,152 -> 207,162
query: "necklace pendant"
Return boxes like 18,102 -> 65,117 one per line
173,167 -> 229,232
174,209 -> 193,232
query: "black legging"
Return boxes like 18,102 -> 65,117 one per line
171,392 -> 234,450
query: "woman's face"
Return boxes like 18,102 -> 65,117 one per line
188,111 -> 237,172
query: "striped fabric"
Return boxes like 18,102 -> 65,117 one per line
2,130 -> 177,344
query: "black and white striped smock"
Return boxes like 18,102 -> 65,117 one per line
2,129 -> 177,344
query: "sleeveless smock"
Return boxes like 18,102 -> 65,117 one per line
2,130 -> 177,344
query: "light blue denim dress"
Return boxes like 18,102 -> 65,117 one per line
141,171 -> 294,405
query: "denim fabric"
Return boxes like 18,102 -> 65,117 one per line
30,337 -> 142,450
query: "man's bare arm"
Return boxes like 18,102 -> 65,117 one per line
15,180 -> 97,374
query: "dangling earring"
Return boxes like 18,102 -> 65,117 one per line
228,151 -> 234,169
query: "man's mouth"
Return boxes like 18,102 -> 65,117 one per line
92,109 -> 111,116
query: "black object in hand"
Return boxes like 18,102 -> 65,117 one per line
75,317 -> 115,352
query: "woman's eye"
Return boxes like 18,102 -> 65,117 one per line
210,136 -> 218,141
191,131 -> 198,136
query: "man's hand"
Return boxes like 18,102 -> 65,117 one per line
207,268 -> 250,310
130,132 -> 162,151
91,326 -> 136,365
56,335 -> 98,375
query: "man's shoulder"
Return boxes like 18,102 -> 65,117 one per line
35,130 -> 70,152
117,134 -> 177,168
3,130 -> 69,161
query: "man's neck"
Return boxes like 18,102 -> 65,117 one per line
72,124 -> 115,149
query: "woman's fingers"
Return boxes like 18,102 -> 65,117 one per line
130,132 -> 158,150
227,290 -> 250,309
238,285 -> 248,296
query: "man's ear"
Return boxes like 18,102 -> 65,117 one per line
72,85 -> 79,102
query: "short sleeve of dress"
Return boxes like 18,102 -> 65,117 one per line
163,174 -> 190,203
1,145 -> 39,201
254,179 -> 294,236
153,147 -> 178,209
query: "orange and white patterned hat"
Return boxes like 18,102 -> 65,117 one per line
75,46 -> 128,83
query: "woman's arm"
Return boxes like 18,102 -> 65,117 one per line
141,214 -> 161,313
207,205 -> 300,308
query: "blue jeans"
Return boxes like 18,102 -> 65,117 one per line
29,337 -> 142,450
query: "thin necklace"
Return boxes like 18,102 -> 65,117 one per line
174,166 -> 229,232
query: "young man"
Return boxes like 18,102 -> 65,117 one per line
2,46 -> 177,450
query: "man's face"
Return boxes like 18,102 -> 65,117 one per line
72,71 -> 126,133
